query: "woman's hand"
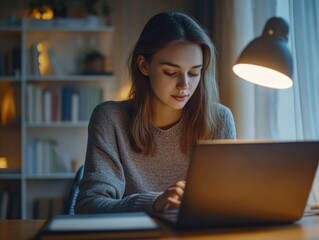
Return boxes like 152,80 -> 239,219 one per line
153,180 -> 186,212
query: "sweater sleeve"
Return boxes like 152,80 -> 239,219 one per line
75,103 -> 160,214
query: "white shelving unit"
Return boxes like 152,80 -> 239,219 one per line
0,18 -> 115,219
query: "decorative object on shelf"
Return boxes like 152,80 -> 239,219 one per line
0,84 -> 17,126
52,0 -> 67,18
83,51 -> 108,75
82,0 -> 111,26
233,17 -> 293,89
29,0 -> 67,19
29,0 -> 54,20
0,157 -> 8,169
82,0 -> 111,17
33,41 -> 52,75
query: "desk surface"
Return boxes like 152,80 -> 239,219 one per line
1,216 -> 319,240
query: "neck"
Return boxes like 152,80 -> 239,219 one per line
152,107 -> 183,129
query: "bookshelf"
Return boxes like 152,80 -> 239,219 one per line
0,18 -> 115,219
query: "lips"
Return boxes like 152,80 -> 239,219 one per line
172,94 -> 189,101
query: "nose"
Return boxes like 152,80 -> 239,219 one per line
176,73 -> 189,90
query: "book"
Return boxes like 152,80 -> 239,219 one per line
50,89 -> 58,122
61,86 -> 73,121
0,51 -> 5,76
43,90 -> 52,123
36,212 -> 161,240
31,42 -> 40,76
0,191 -> 9,219
34,198 -> 51,219
27,139 -> 36,175
34,86 -> 43,122
26,84 -> 34,123
7,190 -> 21,219
35,139 -> 44,174
71,92 -> 79,122
48,48 -> 62,75
11,47 -> 21,76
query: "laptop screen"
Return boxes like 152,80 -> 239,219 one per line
176,140 -> 319,228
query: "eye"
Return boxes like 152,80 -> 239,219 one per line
164,71 -> 177,77
188,72 -> 200,77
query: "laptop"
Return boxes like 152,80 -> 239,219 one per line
153,140 -> 319,229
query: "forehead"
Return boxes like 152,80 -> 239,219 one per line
151,42 -> 203,67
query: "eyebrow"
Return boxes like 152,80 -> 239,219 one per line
160,61 -> 203,69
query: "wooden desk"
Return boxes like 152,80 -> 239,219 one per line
1,216 -> 319,240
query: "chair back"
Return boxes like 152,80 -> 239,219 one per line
65,165 -> 84,214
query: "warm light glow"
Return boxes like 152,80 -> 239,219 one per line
118,83 -> 132,100
0,157 -> 8,168
38,54 -> 45,64
37,42 -> 44,52
31,6 -> 54,20
1,86 -> 16,125
233,63 -> 293,89
36,42 -> 51,75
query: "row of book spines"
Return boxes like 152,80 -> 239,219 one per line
33,197 -> 65,219
26,84 -> 103,123
26,139 -> 69,175
0,189 -> 20,219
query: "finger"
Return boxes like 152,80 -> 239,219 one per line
167,196 -> 181,205
174,181 -> 186,189
166,197 -> 181,210
167,186 -> 184,198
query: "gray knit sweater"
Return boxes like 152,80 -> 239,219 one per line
75,100 -> 236,214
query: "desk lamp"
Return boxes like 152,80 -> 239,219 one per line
233,17 -> 293,89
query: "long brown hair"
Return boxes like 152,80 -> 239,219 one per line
128,12 -> 219,155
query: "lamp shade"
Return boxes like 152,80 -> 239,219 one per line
233,17 -> 293,89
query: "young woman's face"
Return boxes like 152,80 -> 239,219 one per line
139,42 -> 203,112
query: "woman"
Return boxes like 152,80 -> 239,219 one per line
75,11 -> 236,214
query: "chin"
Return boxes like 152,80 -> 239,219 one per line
173,103 -> 187,110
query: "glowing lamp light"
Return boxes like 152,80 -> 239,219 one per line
233,64 -> 293,89
0,157 -> 8,168
233,17 -> 293,89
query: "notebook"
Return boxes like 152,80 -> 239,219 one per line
36,212 -> 161,239
153,140 -> 319,229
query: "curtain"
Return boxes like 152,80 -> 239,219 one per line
289,1 -> 319,140
287,0 -> 319,204
211,0 -> 277,139
210,0 -> 319,203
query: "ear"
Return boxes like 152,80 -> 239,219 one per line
137,55 -> 150,76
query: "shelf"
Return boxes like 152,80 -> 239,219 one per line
22,18 -> 114,32
25,26 -> 114,32
1,16 -> 115,219
1,19 -> 115,33
25,74 -> 115,82
0,76 -> 21,82
26,121 -> 89,128
26,172 -> 75,180
0,173 -> 21,179
0,26 -> 21,32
